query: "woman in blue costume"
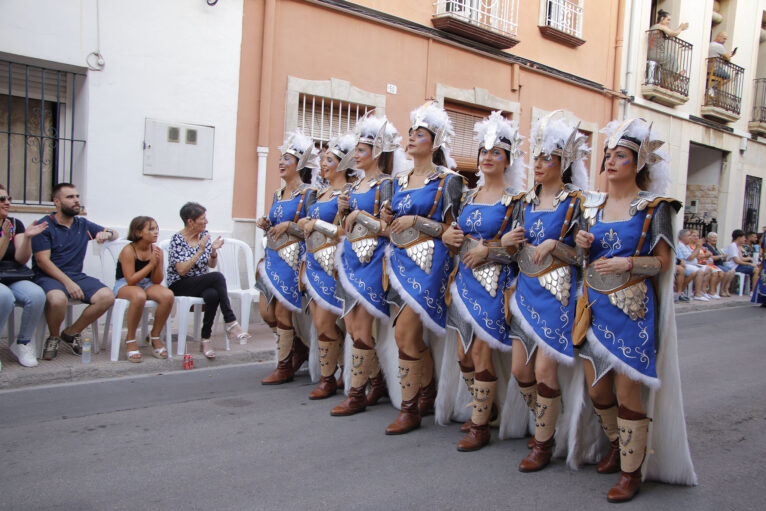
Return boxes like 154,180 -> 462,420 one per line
575,119 -> 696,502
255,130 -> 318,385
442,111 -> 525,451
297,133 -> 358,399
751,245 -> 766,306
330,113 -> 399,417
500,111 -> 590,471
382,101 -> 463,435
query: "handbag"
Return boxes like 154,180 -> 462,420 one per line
0,261 -> 35,284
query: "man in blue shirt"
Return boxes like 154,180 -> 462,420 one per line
32,183 -> 117,360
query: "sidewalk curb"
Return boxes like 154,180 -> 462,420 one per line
0,348 -> 276,391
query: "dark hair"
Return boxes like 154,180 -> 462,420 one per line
52,182 -> 75,200
127,216 -> 157,242
180,202 -> 206,226
377,151 -> 394,175
657,9 -> 669,23
459,170 -> 480,189
747,231 -> 757,236
298,167 -> 312,184
731,229 -> 745,240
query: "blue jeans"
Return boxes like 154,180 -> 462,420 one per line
0,280 -> 46,343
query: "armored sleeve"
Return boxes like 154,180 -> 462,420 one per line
378,178 -> 394,215
441,174 -> 464,222
649,201 -> 677,253
302,188 -> 317,217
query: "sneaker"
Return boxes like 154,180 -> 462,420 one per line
710,294 -> 721,299
10,342 -> 39,367
679,295 -> 691,302
704,293 -> 712,299
693,295 -> 710,301
61,331 -> 82,355
42,336 -> 61,360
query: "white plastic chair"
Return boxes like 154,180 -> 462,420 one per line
734,272 -> 750,296
158,239 -> 207,356
99,240 -> 172,361
35,298 -> 103,358
215,238 -> 258,344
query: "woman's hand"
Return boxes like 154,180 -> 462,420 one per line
23,219 -> 48,238
441,224 -> 464,248
255,216 -> 271,231
343,210 -> 360,233
531,239 -> 556,265
576,230 -> 595,249
302,218 -> 317,238
149,245 -> 162,268
390,215 -> 415,234
211,236 -> 224,251
198,234 -> 211,249
380,203 -> 394,225
462,243 -> 489,269
501,226 -> 525,248
337,193 -> 349,212
268,222 -> 290,240
1,219 -> 11,239
593,257 -> 631,275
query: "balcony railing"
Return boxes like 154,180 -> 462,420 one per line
748,78 -> 766,136
432,0 -> 519,49
538,0 -> 584,46
642,29 -> 692,106
702,56 -> 744,122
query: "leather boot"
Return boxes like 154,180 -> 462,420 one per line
459,364 -> 475,432
457,373 -> 496,452
607,415 -> 649,503
291,336 -> 309,373
261,327 -> 296,385
309,336 -> 340,400
331,344 -> 375,416
337,365 -> 344,390
593,403 -> 620,474
385,355 -> 422,435
518,381 -> 537,449
418,347 -> 436,416
519,385 -> 560,472
365,350 -> 389,405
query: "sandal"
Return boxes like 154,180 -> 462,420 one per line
200,339 -> 216,360
148,336 -> 168,359
126,340 -> 142,363
225,321 -> 252,343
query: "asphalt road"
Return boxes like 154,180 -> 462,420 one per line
0,305 -> 763,511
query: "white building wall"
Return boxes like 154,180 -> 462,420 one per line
0,0 -> 244,240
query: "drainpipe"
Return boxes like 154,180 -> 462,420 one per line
622,0 -> 641,120
255,0 -> 276,264
611,0 -> 626,120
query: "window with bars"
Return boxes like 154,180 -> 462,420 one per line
0,60 -> 86,206
445,102 -> 509,171
296,94 -> 373,145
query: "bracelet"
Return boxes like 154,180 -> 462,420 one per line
627,257 -> 633,271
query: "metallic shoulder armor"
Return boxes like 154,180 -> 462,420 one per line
443,173 -> 464,221
379,177 -> 394,205
649,200 -> 677,253
397,169 -> 413,187
502,187 -> 525,206
581,190 -> 607,226
629,192 -> 682,216
524,187 -> 538,206
562,182 -> 581,195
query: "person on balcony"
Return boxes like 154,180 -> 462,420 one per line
647,10 -> 688,83
708,32 -> 734,79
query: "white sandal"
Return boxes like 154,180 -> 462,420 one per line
126,340 -> 142,363
200,339 -> 216,360
148,336 -> 168,359
225,321 -> 252,342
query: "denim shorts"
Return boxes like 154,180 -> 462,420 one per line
113,277 -> 153,295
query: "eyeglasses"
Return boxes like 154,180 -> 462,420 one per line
0,196 -> 12,203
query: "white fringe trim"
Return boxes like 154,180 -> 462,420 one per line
449,281 -> 512,352
584,328 -> 661,389
385,244 -> 445,336
300,269 -> 342,316
510,293 -> 574,367
256,260 -> 300,312
334,242 -> 390,321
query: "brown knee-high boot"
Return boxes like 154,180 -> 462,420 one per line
366,347 -> 389,406
418,346 -> 436,416
518,380 -> 538,448
593,402 -> 620,474
385,351 -> 422,435
457,371 -> 496,451
309,334 -> 340,400
519,383 -> 560,472
458,361 -> 475,432
261,325 -> 296,385
331,340 -> 375,416
607,406 -> 649,503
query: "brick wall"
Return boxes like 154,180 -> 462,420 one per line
685,184 -> 719,220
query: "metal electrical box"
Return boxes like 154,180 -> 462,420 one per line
143,118 -> 215,179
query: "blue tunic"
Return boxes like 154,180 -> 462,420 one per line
588,209 -> 658,381
257,185 -> 315,311
751,265 -> 766,304
388,169 -> 462,335
337,177 -> 392,320
304,192 -> 343,315
513,193 -> 579,363
450,195 -> 516,349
